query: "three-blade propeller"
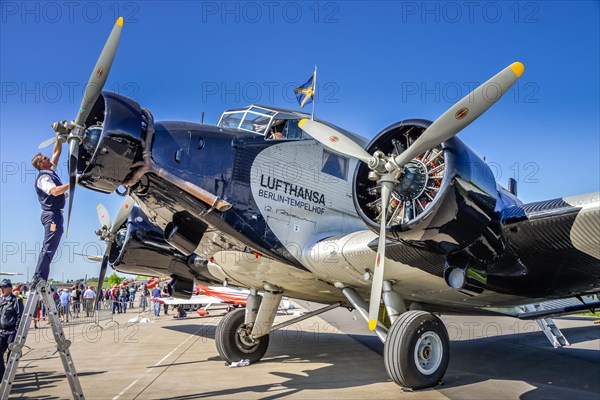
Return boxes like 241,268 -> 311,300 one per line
40,17 -> 124,236
93,196 -> 135,309
300,62 -> 525,330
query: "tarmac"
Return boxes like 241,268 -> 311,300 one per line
6,301 -> 599,400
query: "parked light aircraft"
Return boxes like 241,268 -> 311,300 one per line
38,19 -> 600,389
153,285 -> 248,314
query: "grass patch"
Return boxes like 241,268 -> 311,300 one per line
578,312 -> 600,317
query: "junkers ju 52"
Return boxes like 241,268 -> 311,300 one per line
39,18 -> 599,389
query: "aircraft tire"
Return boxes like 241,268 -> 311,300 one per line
384,310 -> 449,389
215,308 -> 269,365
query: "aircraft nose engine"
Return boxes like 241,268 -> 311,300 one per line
75,92 -> 232,213
77,92 -> 146,194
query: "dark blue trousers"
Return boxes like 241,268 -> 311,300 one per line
0,329 -> 16,379
33,210 -> 64,281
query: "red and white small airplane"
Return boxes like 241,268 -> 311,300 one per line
151,285 -> 249,316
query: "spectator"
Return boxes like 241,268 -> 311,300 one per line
173,305 -> 187,319
104,287 -> 111,310
71,285 -> 81,318
151,285 -> 162,317
129,285 -> 136,308
59,289 -> 70,322
22,286 -> 30,300
33,298 -> 42,329
119,286 -> 129,314
0,279 -> 24,379
161,285 -> 170,315
111,285 -> 120,314
83,286 -> 96,317
139,285 -> 149,312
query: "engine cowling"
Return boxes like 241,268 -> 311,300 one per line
108,207 -> 218,288
77,92 -> 146,193
353,119 -> 500,256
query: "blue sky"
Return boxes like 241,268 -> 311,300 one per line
1,1 -> 598,281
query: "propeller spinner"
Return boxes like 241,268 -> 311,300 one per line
300,62 -> 525,330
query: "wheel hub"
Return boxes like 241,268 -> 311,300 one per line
414,331 -> 443,375
421,346 -> 431,360
235,324 -> 260,352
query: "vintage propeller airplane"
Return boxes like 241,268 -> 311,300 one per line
38,19 -> 600,389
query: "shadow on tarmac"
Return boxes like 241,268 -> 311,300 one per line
152,318 -> 599,399
160,324 -> 394,399
439,324 -> 600,400
10,370 -> 106,398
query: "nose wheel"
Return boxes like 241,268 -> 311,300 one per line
384,311 -> 449,389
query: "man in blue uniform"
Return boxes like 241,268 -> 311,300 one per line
31,134 -> 69,287
0,279 -> 24,379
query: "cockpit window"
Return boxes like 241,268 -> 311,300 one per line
219,112 -> 245,129
266,119 -> 304,141
218,107 -> 276,134
241,113 -> 271,134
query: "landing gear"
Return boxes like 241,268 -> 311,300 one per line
384,310 -> 449,389
215,308 -> 270,364
215,288 -> 341,366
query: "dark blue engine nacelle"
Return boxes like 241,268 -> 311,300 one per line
77,92 -> 146,193
108,207 -> 219,297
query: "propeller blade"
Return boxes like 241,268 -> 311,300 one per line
110,196 -> 135,234
65,139 -> 79,236
368,180 -> 393,330
74,17 -> 124,127
38,136 -> 56,149
96,203 -> 111,230
85,255 -> 104,263
298,119 -> 373,164
392,62 -> 525,168
94,247 -> 111,310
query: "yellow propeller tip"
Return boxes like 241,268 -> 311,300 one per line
368,320 -> 377,331
510,62 -> 524,78
298,118 -> 308,128
116,17 -> 124,27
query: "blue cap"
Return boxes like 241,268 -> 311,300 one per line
1,279 -> 12,288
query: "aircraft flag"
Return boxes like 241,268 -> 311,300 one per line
294,65 -> 317,119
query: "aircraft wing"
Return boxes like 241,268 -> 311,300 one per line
195,286 -> 249,305
152,295 -> 225,305
304,192 -> 599,309
500,192 -> 600,292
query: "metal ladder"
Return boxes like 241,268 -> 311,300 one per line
524,304 -> 570,348
0,280 -> 84,399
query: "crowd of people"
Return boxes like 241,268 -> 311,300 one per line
1,277 -> 192,382
24,280 -> 186,325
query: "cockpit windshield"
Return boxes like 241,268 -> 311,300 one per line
217,105 -> 311,140
218,106 -> 276,135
